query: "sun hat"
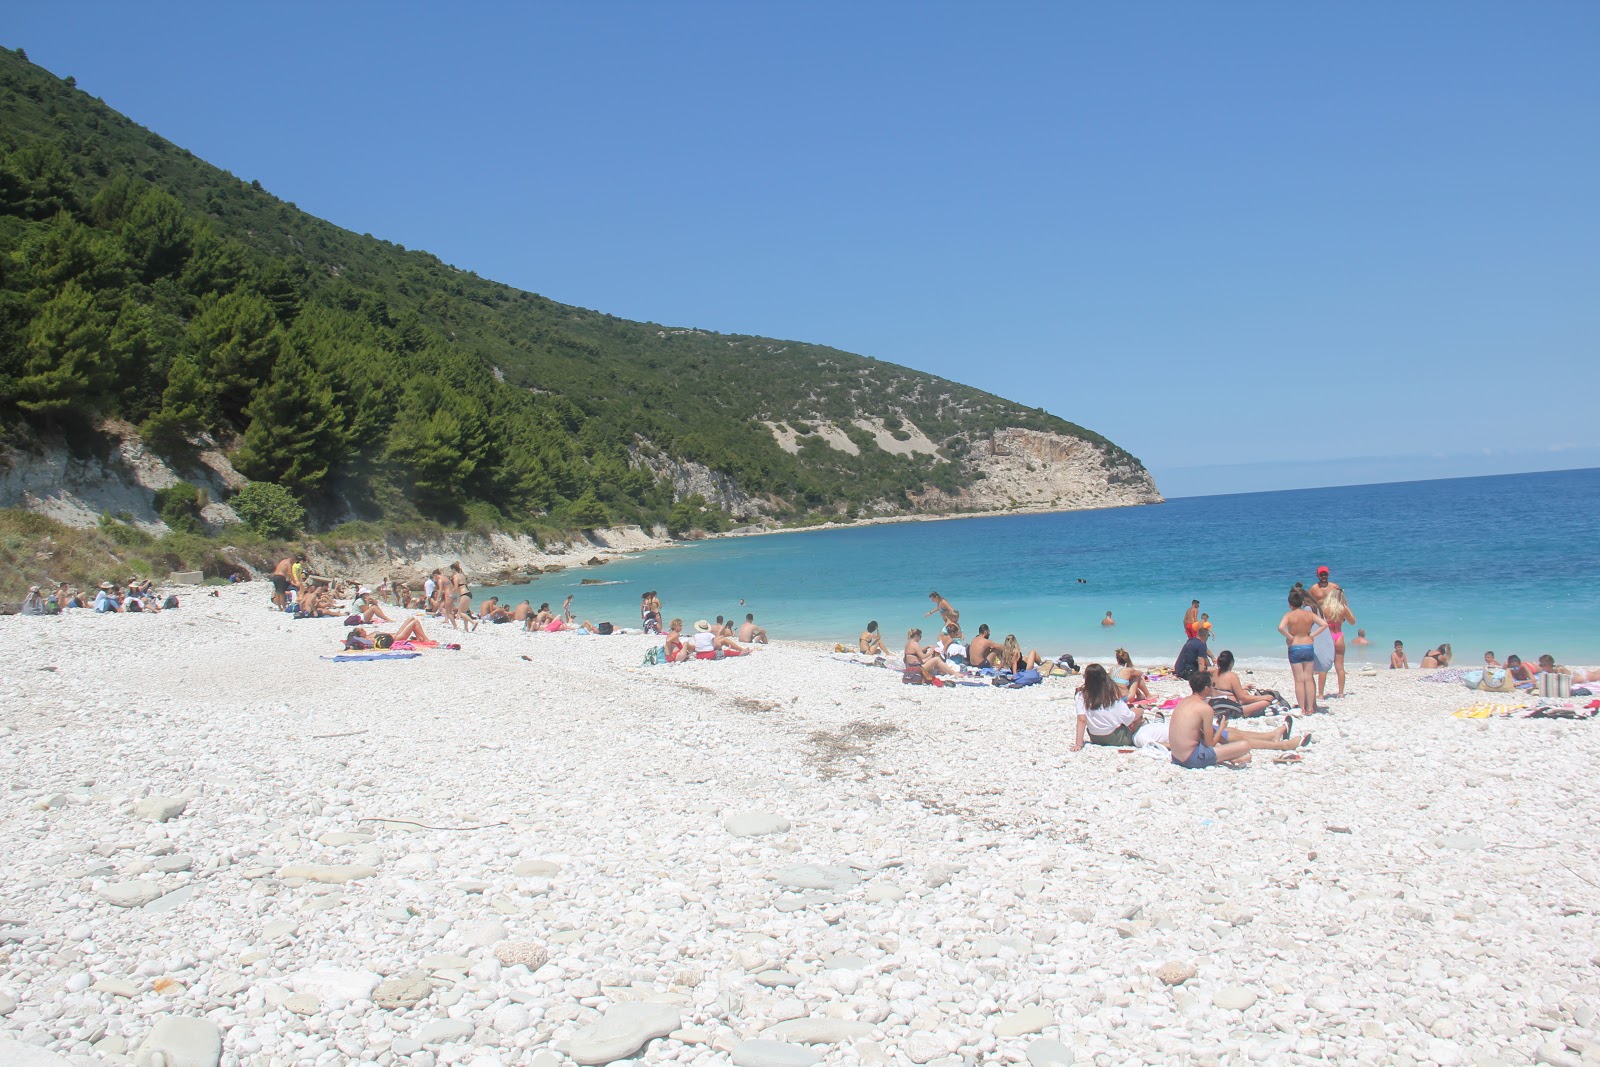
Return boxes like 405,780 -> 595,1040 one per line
29,585 -> 40,593
99,581 -> 113,590
694,619 -> 710,632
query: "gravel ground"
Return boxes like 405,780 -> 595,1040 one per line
2,585 -> 1596,1067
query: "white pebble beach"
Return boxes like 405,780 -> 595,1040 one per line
2,585 -> 1597,1067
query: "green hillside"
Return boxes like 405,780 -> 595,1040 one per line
0,46 -> 1152,534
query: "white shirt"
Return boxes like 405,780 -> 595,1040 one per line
1076,693 -> 1134,737
693,632 -> 715,653
424,578 -> 437,599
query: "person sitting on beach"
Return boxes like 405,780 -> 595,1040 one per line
1482,650 -> 1500,669
511,599 -> 534,624
21,585 -> 48,615
859,621 -> 889,656
355,592 -> 392,624
346,616 -> 431,648
1173,633 -> 1212,681
1390,640 -> 1408,669
1504,654 -> 1535,682
1278,589 -> 1327,714
738,613 -> 768,644
1169,672 -> 1307,769
94,582 -> 124,613
1070,664 -> 1146,750
925,591 -> 962,639
1536,655 -> 1600,683
665,618 -> 691,662
903,627 -> 956,683
1001,634 -> 1043,674
1208,650 -> 1274,718
967,625 -> 1002,669
1101,611 -> 1115,627
1420,643 -> 1452,668
692,619 -> 749,659
1111,648 -> 1151,702
942,628 -> 968,667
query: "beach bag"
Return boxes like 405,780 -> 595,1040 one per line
163,595 -> 179,610
1461,670 -> 1484,690
597,621 -> 614,635
344,614 -> 362,626
1008,668 -> 1043,688
1209,695 -> 1246,719
1538,673 -> 1573,698
1478,669 -> 1516,693
642,645 -> 665,666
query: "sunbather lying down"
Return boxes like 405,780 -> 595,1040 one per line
346,617 -> 430,648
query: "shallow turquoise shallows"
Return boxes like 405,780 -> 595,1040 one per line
490,467 -> 1600,667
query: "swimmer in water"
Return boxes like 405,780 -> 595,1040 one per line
1101,611 -> 1115,627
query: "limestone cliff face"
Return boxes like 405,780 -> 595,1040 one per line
629,448 -> 771,520
910,428 -> 1162,513
0,422 -> 245,534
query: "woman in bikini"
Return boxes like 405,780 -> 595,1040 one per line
1318,586 -> 1356,699
664,618 -> 690,662
1111,648 -> 1151,702
904,627 -> 955,683
1420,643 -> 1453,668
1536,655 -> 1600,683
1001,635 -> 1043,674
1209,650 -> 1274,717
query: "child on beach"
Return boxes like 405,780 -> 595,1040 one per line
1390,640 -> 1408,669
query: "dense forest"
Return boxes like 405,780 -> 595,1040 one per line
0,47 -> 1149,536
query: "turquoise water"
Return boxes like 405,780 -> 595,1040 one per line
493,468 -> 1600,666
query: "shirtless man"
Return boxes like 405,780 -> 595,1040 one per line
1169,672 -> 1306,769
967,624 -> 1002,669
511,599 -> 534,624
1390,640 -> 1408,669
1305,566 -> 1341,610
925,591 -> 962,639
1101,611 -> 1115,627
859,621 -> 889,656
1183,600 -> 1200,639
270,554 -> 300,610
737,613 -> 768,644
1278,589 -> 1329,714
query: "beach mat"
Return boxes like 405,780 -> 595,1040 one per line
321,652 -> 422,662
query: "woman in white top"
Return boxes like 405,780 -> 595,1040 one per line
1071,663 -> 1144,750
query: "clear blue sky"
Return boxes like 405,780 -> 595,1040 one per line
9,2 -> 1598,495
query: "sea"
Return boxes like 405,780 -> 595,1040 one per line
491,468 -> 1600,667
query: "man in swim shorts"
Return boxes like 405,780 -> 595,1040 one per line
270,554 -> 299,611
737,613 -> 768,644
1169,672 -> 1307,768
967,624 -> 1001,669
1183,600 -> 1200,639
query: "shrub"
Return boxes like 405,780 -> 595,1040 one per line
153,481 -> 206,535
230,481 -> 304,538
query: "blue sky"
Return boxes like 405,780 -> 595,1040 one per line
8,3 -> 1598,496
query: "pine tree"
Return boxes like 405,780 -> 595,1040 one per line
233,347 -> 346,495
13,281 -> 113,416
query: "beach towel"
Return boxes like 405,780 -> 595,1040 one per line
1537,673 -> 1573,698
321,652 -> 421,662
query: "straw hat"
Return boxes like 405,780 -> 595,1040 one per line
99,581 -> 114,590
694,620 -> 710,632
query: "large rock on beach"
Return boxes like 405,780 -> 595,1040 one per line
134,796 -> 189,822
725,811 -> 792,837
373,973 -> 432,1008
100,881 -> 162,907
133,1016 -> 222,1067
278,863 -> 377,883
774,864 -> 859,891
0,1037 -> 76,1066
288,965 -> 381,1007
565,1002 -> 681,1064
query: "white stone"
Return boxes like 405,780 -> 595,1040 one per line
513,859 -> 562,876
1213,987 -> 1259,1011
100,881 -> 162,907
419,1019 -> 475,1044
565,1002 -> 681,1065
1027,1039 -> 1076,1066
456,919 -> 507,947
763,1019 -> 876,1043
373,973 -> 432,1009
134,796 -> 189,822
287,965 -> 382,1008
133,1016 -> 223,1067
725,812 -> 792,837
0,1037 -> 76,1066
277,863 -> 377,883
732,1040 -> 825,1067
774,864 -> 859,891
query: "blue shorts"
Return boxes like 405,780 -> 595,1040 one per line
1173,742 -> 1218,769
1288,644 -> 1315,665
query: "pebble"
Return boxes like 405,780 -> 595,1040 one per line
493,940 -> 549,968
277,863 -> 378,883
512,859 -> 562,877
1157,961 -> 1197,986
92,978 -> 139,997
763,1018 -> 877,1042
288,965 -> 382,1007
133,1015 -> 222,1067
283,992 -> 320,1014
1027,1039 -> 1076,1066
725,812 -> 792,837
755,969 -> 803,987
99,881 -> 162,907
732,1040 -> 825,1067
1213,987 -> 1259,1011
774,864 -> 860,892
0,1038 -> 75,1066
995,1005 -> 1054,1037
419,1019 -> 475,1044
565,1002 -> 681,1064
134,796 -> 189,822
373,973 -> 433,1009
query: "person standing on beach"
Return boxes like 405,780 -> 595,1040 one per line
270,554 -> 297,611
1183,600 -> 1200,639
1278,589 -> 1328,714
1317,586 -> 1356,699
925,591 -> 962,639
1306,565 -> 1341,610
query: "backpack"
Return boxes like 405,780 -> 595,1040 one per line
163,595 -> 180,610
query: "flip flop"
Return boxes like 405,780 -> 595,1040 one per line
1274,753 -> 1303,763
1283,715 -> 1294,739
1299,732 -> 1314,748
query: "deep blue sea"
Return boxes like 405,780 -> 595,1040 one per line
494,468 -> 1600,666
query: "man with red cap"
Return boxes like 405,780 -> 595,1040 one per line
1306,565 -> 1341,610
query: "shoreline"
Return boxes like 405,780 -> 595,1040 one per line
1,586 -> 1595,1065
